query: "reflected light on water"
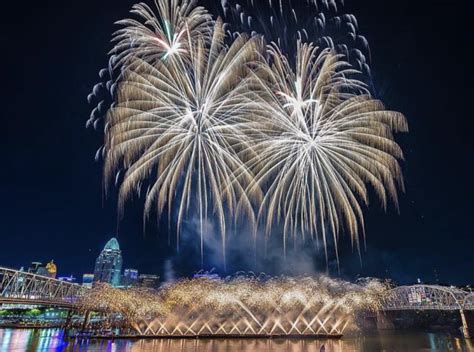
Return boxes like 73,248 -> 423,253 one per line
0,329 -> 473,351
128,339 -> 344,352
0,328 -> 68,351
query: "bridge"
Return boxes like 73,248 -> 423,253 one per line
381,284 -> 474,338
1,267 -> 473,337
383,284 -> 472,311
1,267 -> 473,312
0,267 -> 84,308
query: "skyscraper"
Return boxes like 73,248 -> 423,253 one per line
45,260 -> 57,278
93,237 -> 123,287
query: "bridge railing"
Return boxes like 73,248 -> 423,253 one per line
0,267 -> 84,306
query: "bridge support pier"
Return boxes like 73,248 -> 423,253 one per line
376,311 -> 394,330
64,310 -> 73,331
81,311 -> 91,332
460,309 -> 471,339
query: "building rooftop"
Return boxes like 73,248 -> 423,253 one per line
104,237 -> 120,251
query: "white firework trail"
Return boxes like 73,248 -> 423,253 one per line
92,0 -> 407,267
104,16 -> 264,267
245,41 -> 407,263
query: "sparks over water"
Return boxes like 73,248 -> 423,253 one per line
79,276 -> 388,337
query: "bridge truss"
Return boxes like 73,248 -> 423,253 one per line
463,293 -> 474,311
1,267 -> 473,314
0,267 -> 84,308
382,284 -> 473,339
384,284 -> 471,311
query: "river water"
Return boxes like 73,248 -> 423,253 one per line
1,329 -> 473,352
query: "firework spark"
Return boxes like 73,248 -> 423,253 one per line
220,0 -> 371,76
111,0 -> 212,69
246,41 -> 407,262
94,0 -> 407,265
104,15 -> 264,265
79,275 -> 388,337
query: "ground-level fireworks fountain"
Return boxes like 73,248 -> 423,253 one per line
78,276 -> 387,338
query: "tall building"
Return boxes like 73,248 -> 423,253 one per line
93,237 -> 123,287
122,269 -> 139,287
45,260 -> 57,278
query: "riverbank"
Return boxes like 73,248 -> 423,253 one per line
0,322 -> 62,329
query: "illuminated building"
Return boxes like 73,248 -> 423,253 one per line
137,274 -> 159,288
45,260 -> 57,278
93,237 -> 123,287
28,260 -> 57,278
58,275 -> 76,283
82,273 -> 94,288
122,269 -> 139,287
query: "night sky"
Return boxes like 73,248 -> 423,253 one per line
1,0 -> 473,285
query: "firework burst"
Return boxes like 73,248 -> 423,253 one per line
104,15 -> 264,265
246,41 -> 407,262
93,0 -> 407,265
219,0 -> 371,76
111,0 -> 212,69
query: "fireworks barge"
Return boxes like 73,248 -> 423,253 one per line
75,276 -> 386,342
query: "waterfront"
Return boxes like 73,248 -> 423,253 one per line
1,329 -> 473,352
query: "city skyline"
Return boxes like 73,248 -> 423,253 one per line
15,237 -> 161,289
1,0 -> 473,286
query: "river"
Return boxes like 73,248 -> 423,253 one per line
1,329 -> 473,351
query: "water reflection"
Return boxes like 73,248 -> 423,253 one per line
0,329 -> 68,351
1,329 -> 473,351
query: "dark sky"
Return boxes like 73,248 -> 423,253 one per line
1,0 -> 473,285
